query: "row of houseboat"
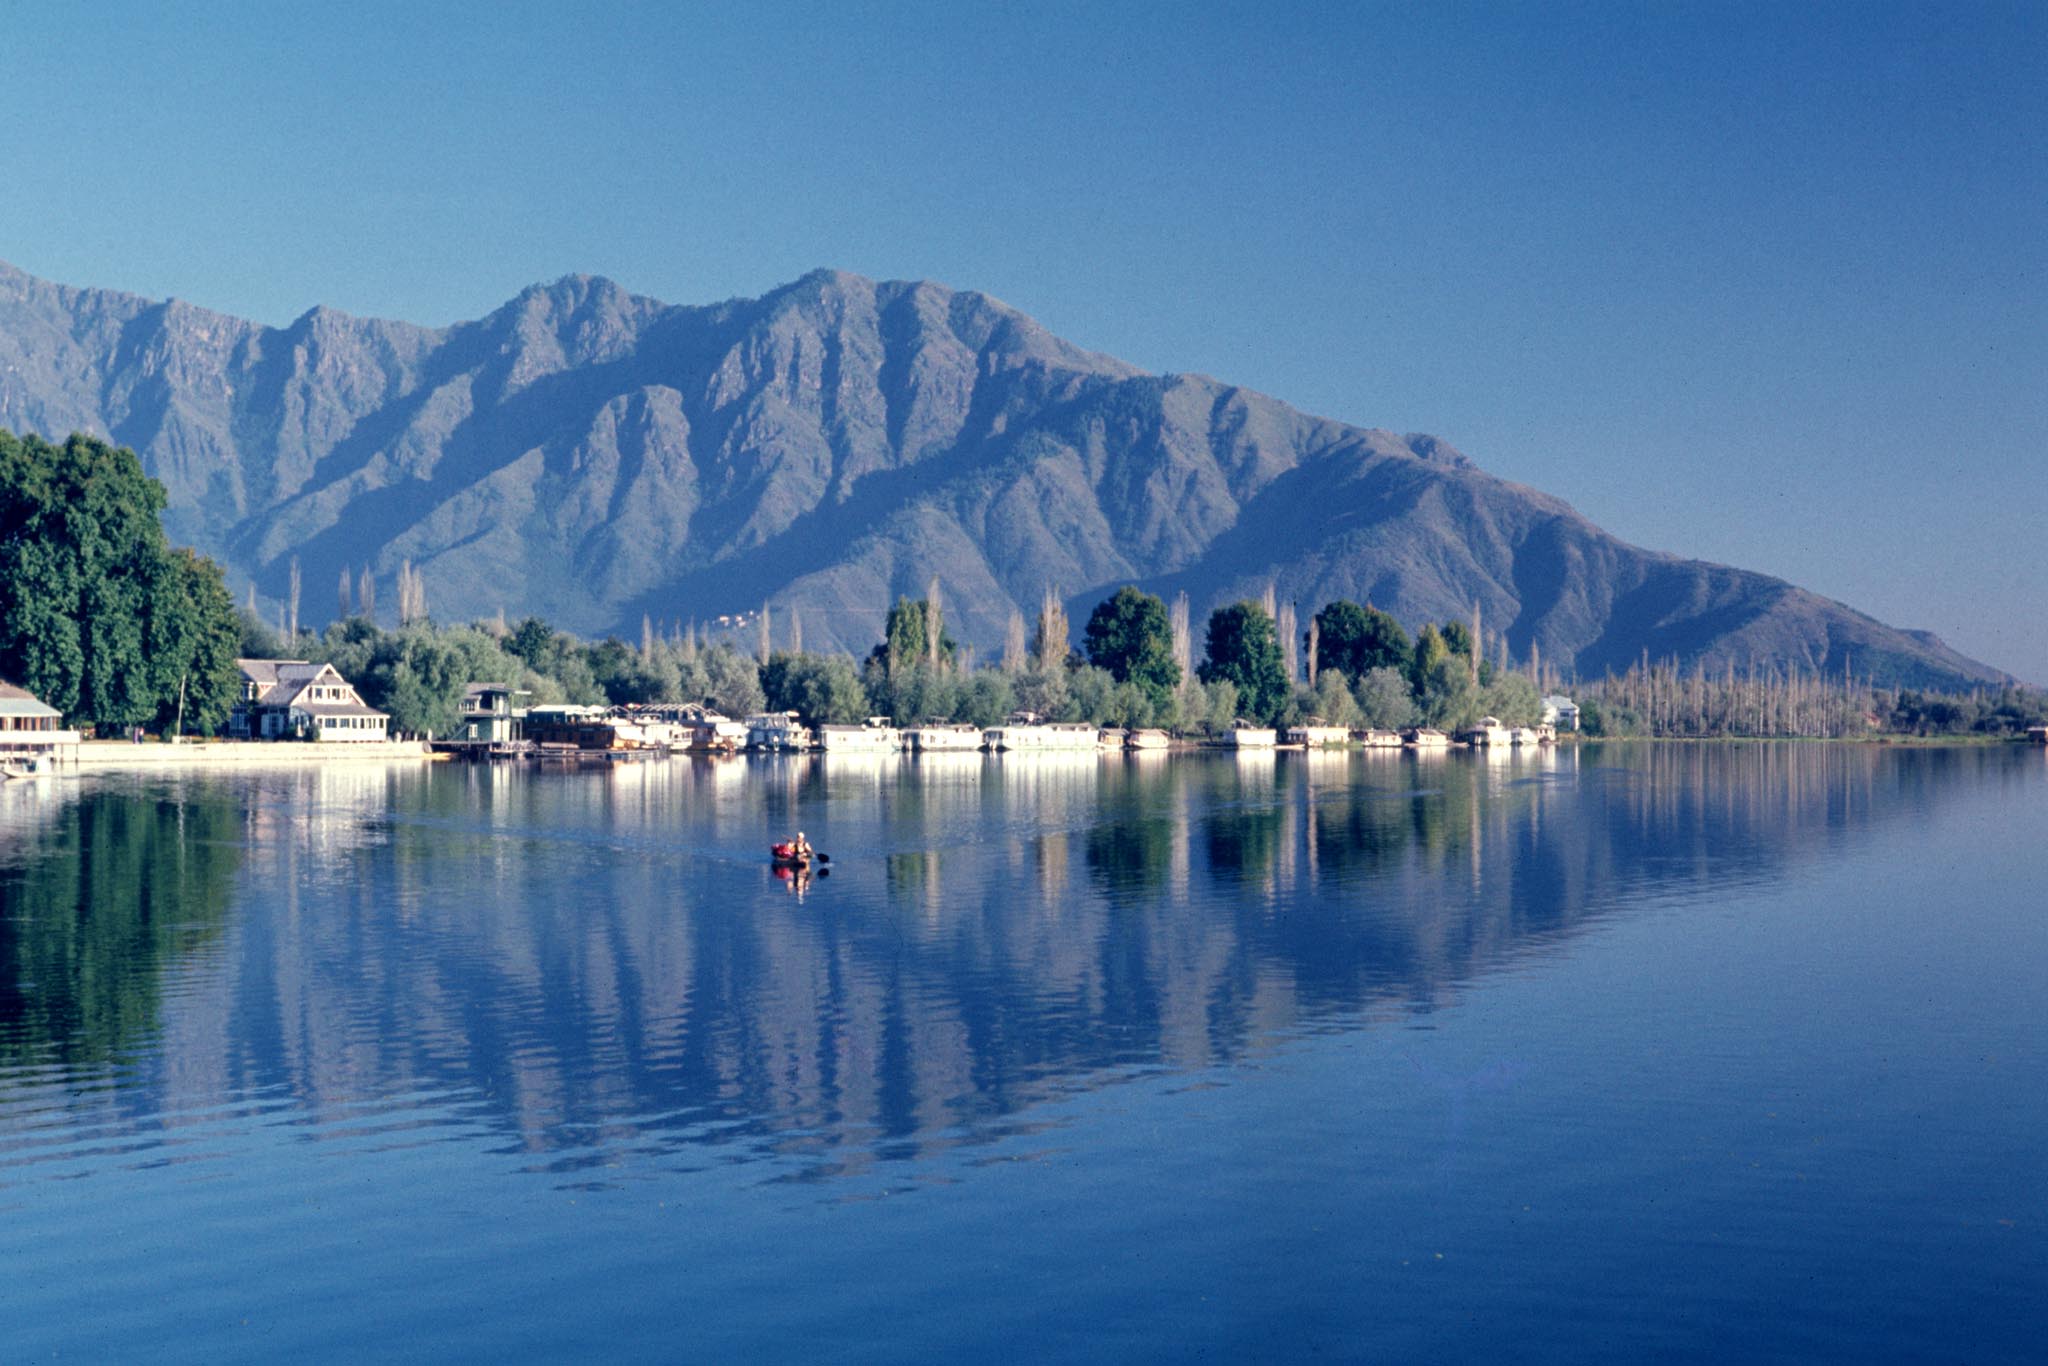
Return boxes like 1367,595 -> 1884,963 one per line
446,688 -> 1560,759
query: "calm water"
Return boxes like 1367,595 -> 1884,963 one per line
0,744 -> 2043,1361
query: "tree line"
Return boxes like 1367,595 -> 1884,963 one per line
1578,654 -> 2048,740
7,429 -> 2038,742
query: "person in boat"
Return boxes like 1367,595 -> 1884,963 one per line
791,831 -> 813,862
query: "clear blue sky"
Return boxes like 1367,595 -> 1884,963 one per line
3,1 -> 2042,679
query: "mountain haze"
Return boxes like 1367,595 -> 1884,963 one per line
0,260 -> 2005,689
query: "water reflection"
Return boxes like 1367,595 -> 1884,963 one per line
0,744 -> 2023,1187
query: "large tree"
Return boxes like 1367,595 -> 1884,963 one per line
1083,586 -> 1181,706
1198,601 -> 1289,724
0,430 -> 239,732
1312,600 -> 1411,681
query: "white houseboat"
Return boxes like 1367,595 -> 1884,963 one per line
1356,728 -> 1404,748
817,716 -> 902,752
1404,727 -> 1452,748
1285,722 -> 1351,747
1227,720 -> 1277,748
1461,716 -> 1511,747
1125,728 -> 1172,750
984,715 -> 1099,751
906,721 -> 984,751
745,711 -> 812,751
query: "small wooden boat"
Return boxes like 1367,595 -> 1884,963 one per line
2,758 -> 42,780
770,842 -> 829,870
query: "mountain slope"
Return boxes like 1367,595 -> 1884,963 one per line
0,260 -> 2006,689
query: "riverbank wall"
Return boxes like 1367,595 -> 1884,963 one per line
61,740 -> 440,770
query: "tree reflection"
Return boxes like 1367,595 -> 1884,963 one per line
0,785 -> 241,1066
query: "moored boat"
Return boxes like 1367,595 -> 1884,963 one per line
906,721 -> 983,751
816,716 -> 901,752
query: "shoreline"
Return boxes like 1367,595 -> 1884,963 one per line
54,740 -> 442,770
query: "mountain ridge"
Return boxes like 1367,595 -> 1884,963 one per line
0,259 -> 2007,689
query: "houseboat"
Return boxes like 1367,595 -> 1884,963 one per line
1356,728 -> 1404,748
684,708 -> 750,752
1460,716 -> 1511,747
1507,726 -> 1544,746
906,721 -> 984,752
817,717 -> 902,752
1404,727 -> 1452,748
984,715 -> 1099,751
1285,722 -> 1351,747
744,711 -> 811,752
1227,720 -> 1277,748
1125,728 -> 1172,750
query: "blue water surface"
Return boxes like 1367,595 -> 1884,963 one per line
0,743 -> 2042,1361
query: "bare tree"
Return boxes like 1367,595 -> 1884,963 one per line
925,576 -> 944,669
790,606 -> 803,656
1277,599 -> 1298,684
1261,581 -> 1278,621
338,566 -> 353,619
1305,614 -> 1320,687
641,613 -> 654,658
1170,592 -> 1191,678
1004,608 -> 1028,671
758,602 -> 772,664
1033,585 -> 1069,669
287,557 -> 302,639
358,566 -> 376,622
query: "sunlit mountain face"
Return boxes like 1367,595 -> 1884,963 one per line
0,261 -> 2006,688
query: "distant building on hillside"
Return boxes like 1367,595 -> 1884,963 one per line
231,660 -> 390,741
1541,694 -> 1580,731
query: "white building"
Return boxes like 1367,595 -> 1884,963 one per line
231,660 -> 390,741
1,681 -> 80,768
1541,694 -> 1580,731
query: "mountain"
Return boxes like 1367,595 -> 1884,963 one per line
0,260 -> 2007,689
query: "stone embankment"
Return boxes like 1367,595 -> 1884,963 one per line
61,740 -> 439,770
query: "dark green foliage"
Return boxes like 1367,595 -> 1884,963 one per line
1198,602 -> 1289,724
0,429 -> 239,733
0,785 -> 241,1066
762,652 -> 869,727
146,550 -> 243,735
869,597 -> 956,676
1084,586 -> 1181,706
506,617 -> 558,670
1312,601 -> 1411,681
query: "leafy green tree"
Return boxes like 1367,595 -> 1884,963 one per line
1440,619 -> 1476,660
870,596 -> 956,676
0,430 -> 238,732
763,652 -> 869,726
1199,601 -> 1289,723
506,616 -> 557,670
1409,623 -> 1451,694
1476,672 -> 1542,726
1354,666 -> 1420,729
1083,586 -> 1181,705
145,550 -> 242,736
1307,670 -> 1363,728
1312,601 -> 1411,681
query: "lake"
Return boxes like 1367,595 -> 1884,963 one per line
1,744 -> 2043,1361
